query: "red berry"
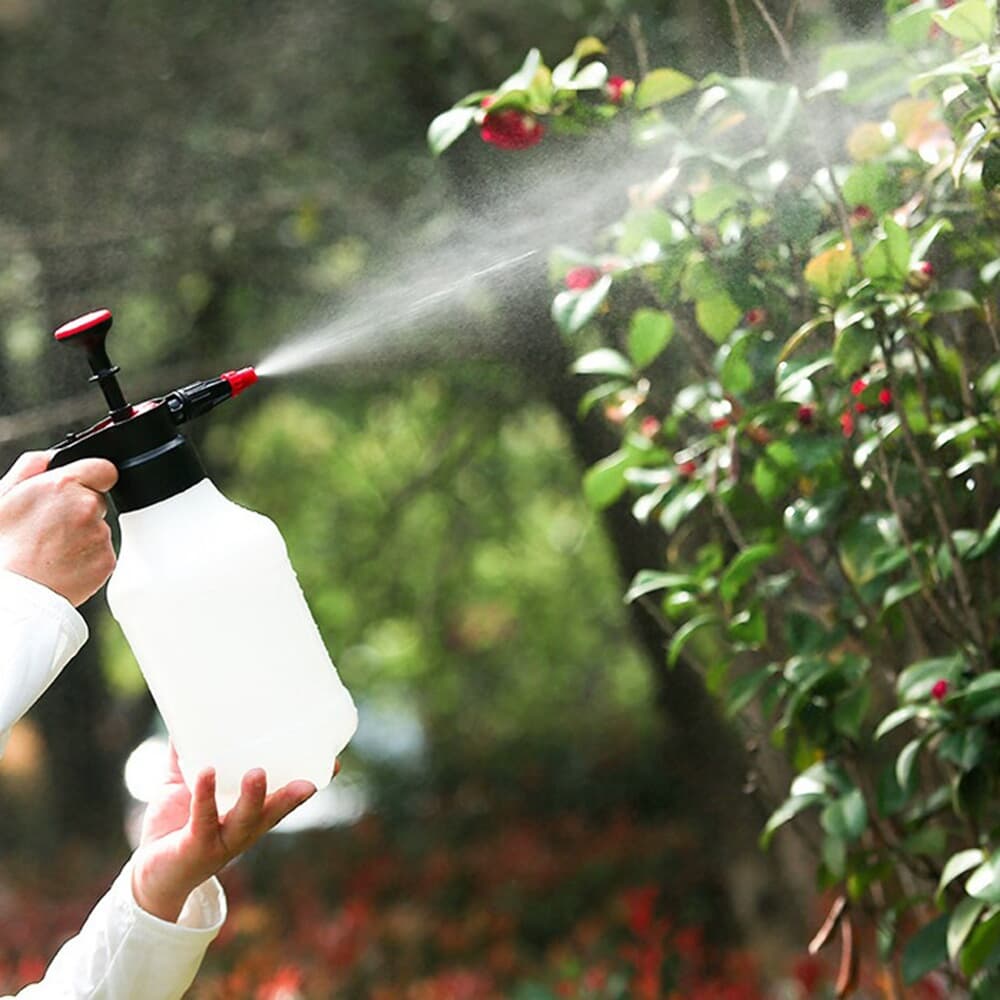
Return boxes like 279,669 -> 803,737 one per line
851,379 -> 868,396
854,401 -> 867,413
605,76 -> 633,104
677,460 -> 698,478
640,416 -> 661,438
744,308 -> 767,327
931,679 -> 950,701
840,411 -> 855,437
878,387 -> 893,407
849,205 -> 874,225
565,266 -> 601,290
918,260 -> 935,276
479,108 -> 545,150
797,404 -> 815,426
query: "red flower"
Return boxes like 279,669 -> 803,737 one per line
840,411 -> 855,437
624,886 -> 659,937
606,75 -> 633,104
792,954 -> 825,994
797,404 -> 816,427
849,205 -> 874,226
640,416 -> 662,438
479,98 -> 545,150
256,965 -> 304,1000
931,679 -> 950,701
744,308 -> 767,327
878,387 -> 893,407
565,266 -> 601,290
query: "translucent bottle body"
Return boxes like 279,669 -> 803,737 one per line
107,479 -> 357,809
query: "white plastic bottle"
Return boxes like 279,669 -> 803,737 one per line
107,478 -> 358,809
49,309 -> 356,811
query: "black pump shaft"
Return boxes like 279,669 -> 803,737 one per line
53,308 -> 132,420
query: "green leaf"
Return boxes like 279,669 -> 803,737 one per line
726,665 -> 776,717
938,849 -> 986,904
624,569 -> 696,604
901,914 -> 949,985
882,577 -> 924,612
692,183 -> 746,224
551,274 -> 612,334
577,379 -> 627,418
719,543 -> 777,603
834,685 -> 871,741
804,243 -> 856,298
571,348 -> 634,379
583,450 -> 629,509
634,68 -> 695,109
875,704 -> 924,740
667,613 -> 719,667
968,853 -> 1000,905
927,289 -> 980,313
779,316 -> 831,362
896,737 -> 924,795
752,441 -> 798,503
897,654 -> 967,702
427,107 -> 477,156
695,294 -> 742,342
961,910 -> 1000,978
949,897 -> 987,961
820,787 -> 868,842
932,0 -> 996,45
760,792 -> 825,847
659,481 -> 706,533
728,606 -> 767,646
969,508 -> 1000,558
833,323 -> 877,377
627,309 -> 675,367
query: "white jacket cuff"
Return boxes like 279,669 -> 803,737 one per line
0,570 -> 88,750
11,859 -> 226,999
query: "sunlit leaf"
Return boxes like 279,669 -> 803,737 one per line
635,68 -> 695,109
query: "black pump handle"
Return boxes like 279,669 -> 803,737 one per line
53,308 -> 131,419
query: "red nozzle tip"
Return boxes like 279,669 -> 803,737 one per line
221,367 -> 258,397
54,308 -> 113,341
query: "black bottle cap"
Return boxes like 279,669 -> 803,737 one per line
50,310 -> 207,513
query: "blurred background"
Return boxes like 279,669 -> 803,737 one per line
0,2 -> 883,997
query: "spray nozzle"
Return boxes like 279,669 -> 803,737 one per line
166,367 -> 258,425
49,308 -> 257,512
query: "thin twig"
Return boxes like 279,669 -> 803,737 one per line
748,0 -> 793,64
627,13 -> 650,79
784,0 -> 802,36
725,0 -> 751,77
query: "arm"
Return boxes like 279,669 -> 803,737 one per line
0,451 -> 117,751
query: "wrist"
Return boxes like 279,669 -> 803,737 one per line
131,858 -> 195,923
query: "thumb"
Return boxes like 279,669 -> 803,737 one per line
0,451 -> 53,497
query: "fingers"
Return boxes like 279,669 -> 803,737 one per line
59,457 -> 118,494
189,768 -> 220,838
0,451 -> 52,496
223,768 -> 269,843
260,780 -> 317,830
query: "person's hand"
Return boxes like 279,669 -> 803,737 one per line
131,744 -> 328,922
0,451 -> 118,606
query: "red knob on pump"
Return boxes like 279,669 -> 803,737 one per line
50,308 -> 257,514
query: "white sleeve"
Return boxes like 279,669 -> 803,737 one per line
6,859 -> 226,1000
0,570 -> 89,754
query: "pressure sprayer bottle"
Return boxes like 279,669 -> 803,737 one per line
49,309 -> 358,809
